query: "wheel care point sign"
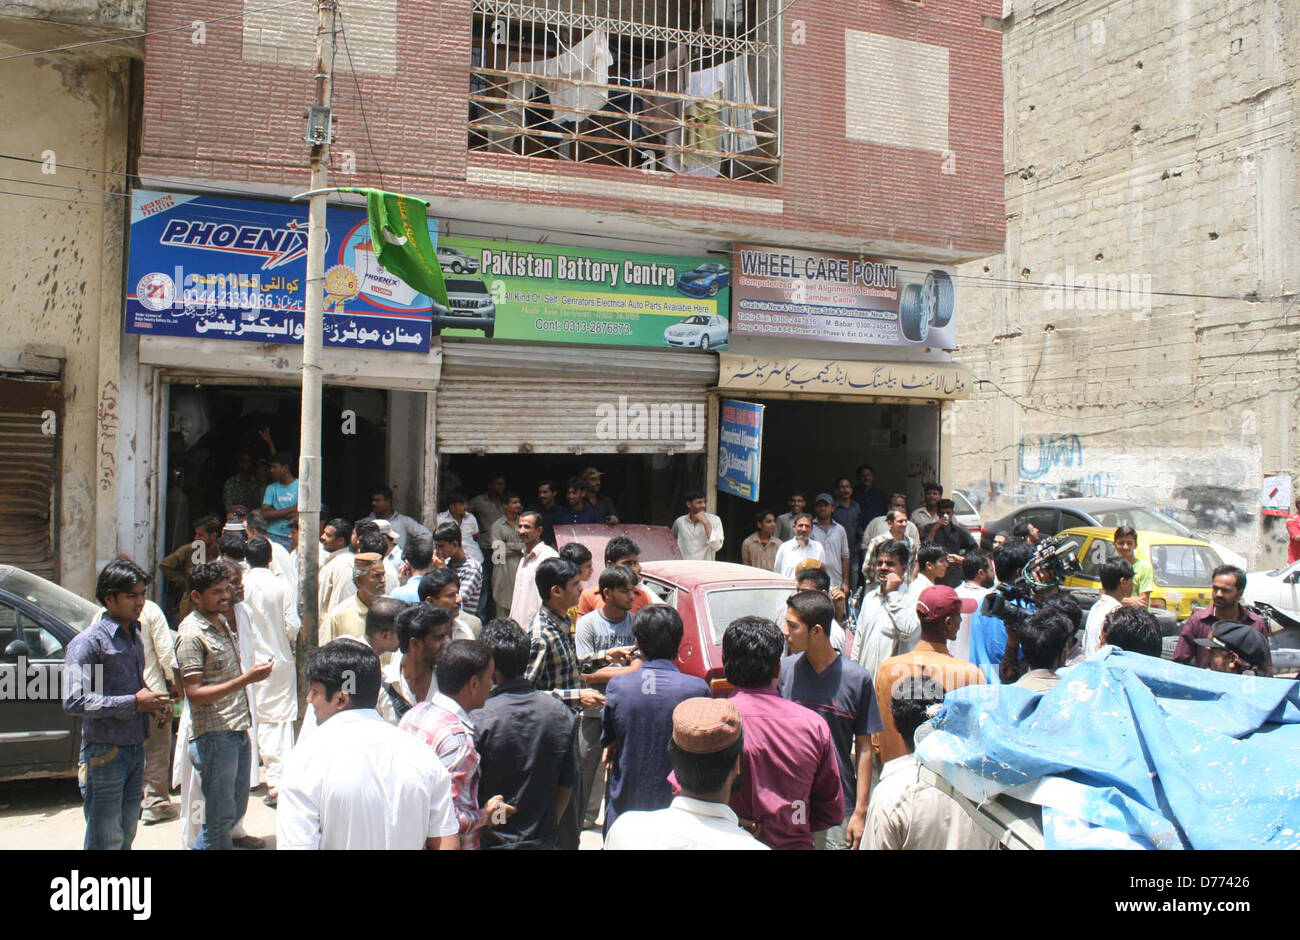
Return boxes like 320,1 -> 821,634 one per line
717,399 -> 764,502
730,244 -> 958,349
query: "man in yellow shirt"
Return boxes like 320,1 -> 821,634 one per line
320,553 -> 385,643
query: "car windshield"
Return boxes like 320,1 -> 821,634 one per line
682,315 -> 710,325
951,491 -> 976,515
1148,543 -> 1223,588
1092,507 -> 1195,538
444,278 -> 488,294
0,567 -> 99,632
704,587 -> 793,646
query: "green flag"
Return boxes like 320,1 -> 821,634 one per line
341,188 -> 448,306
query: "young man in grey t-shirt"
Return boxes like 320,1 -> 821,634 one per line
573,565 -> 641,830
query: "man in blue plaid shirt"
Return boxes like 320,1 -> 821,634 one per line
524,557 -> 604,848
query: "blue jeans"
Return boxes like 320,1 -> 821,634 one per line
188,730 -> 251,850
267,532 -> 292,550
79,740 -> 144,850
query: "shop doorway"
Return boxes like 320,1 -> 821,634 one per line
714,398 -> 939,562
160,382 -> 390,595
441,453 -> 705,528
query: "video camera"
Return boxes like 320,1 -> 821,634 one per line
982,534 -> 1083,624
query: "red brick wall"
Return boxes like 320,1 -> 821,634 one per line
139,0 -> 1003,259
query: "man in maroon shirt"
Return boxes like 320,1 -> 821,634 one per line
1288,497 -> 1300,564
1172,565 -> 1270,670
720,615 -> 842,850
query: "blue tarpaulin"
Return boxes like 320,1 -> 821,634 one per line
916,648 -> 1300,849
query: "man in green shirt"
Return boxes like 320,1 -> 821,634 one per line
1113,526 -> 1154,609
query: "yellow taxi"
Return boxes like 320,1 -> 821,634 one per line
1059,526 -> 1221,621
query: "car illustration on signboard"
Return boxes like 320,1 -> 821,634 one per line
433,277 -> 495,338
675,262 -> 730,297
436,245 -> 480,274
663,314 -> 729,350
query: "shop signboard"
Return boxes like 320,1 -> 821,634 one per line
125,190 -> 433,352
1262,473 -> 1293,517
436,236 -> 729,350
717,399 -> 764,502
718,353 -> 973,400
730,244 -> 958,350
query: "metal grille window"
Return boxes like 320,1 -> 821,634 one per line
469,0 -> 782,182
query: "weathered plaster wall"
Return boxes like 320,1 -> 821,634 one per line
952,0 -> 1299,566
0,34 -> 133,594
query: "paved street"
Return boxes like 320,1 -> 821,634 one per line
0,776 -> 603,850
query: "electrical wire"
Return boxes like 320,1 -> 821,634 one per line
970,296 -> 1295,420
335,10 -> 385,189
0,0 -> 314,62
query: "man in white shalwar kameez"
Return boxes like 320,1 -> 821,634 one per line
241,537 -> 300,802
317,519 -> 356,622
852,539 -> 922,683
246,510 -> 297,601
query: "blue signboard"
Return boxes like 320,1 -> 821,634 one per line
717,399 -> 764,502
125,190 -> 434,352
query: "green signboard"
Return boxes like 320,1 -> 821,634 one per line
436,236 -> 731,351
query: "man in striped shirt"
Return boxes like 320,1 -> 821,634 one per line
400,640 -> 515,849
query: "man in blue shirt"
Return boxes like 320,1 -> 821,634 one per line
968,540 -> 1037,683
260,451 -> 299,549
601,604 -> 708,833
63,559 -> 172,850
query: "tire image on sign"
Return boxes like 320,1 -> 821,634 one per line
924,270 -> 955,327
899,282 -> 928,342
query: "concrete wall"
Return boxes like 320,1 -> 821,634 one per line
0,28 -> 135,595
951,0 -> 1299,566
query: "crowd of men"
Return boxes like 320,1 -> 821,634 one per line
61,457 -> 1280,851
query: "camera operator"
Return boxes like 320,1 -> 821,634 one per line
968,540 -> 1036,684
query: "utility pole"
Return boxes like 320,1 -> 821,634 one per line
296,0 -> 336,701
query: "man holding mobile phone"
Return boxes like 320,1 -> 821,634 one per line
922,498 -> 977,588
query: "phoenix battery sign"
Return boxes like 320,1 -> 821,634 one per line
125,190 -> 434,352
436,236 -> 730,350
730,244 -> 958,349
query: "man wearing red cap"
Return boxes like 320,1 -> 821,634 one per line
873,585 -> 985,767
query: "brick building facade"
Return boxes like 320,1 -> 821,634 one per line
115,0 -> 1006,585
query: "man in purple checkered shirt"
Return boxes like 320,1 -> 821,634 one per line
401,640 -> 515,850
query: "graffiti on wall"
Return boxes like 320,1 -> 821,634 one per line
959,435 -> 1262,560
1017,434 -> 1083,481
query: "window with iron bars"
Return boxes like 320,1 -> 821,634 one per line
468,0 -> 782,182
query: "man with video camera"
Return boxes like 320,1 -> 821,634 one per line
968,535 -> 1082,684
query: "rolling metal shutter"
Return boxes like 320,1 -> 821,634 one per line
0,377 -> 61,580
436,340 -> 716,454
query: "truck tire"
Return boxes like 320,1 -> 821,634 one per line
925,270 -> 956,328
899,283 -> 928,342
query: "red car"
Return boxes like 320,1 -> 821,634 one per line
638,560 -> 796,693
